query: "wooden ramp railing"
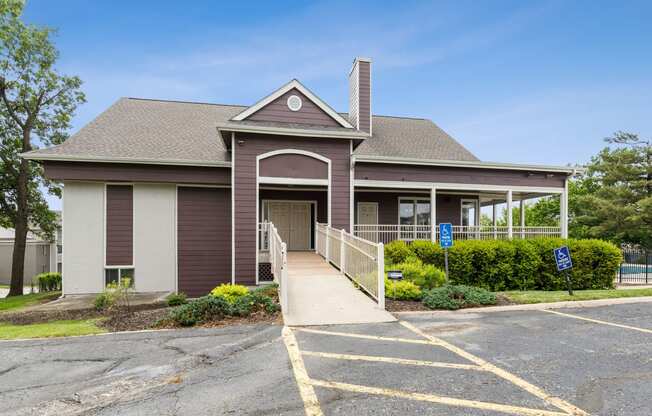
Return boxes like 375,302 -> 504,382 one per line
316,223 -> 385,309
263,222 -> 289,312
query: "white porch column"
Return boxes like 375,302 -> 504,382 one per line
561,178 -> 569,238
430,187 -> 437,242
492,202 -> 497,238
506,190 -> 513,239
520,199 -> 526,239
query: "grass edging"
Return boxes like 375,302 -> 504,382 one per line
0,318 -> 106,340
500,288 -> 652,304
0,291 -> 61,312
393,295 -> 652,315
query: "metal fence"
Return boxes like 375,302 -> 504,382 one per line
619,247 -> 651,285
353,224 -> 561,244
316,223 -> 385,308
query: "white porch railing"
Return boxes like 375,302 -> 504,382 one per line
353,224 -> 561,244
265,222 -> 288,312
316,223 -> 385,309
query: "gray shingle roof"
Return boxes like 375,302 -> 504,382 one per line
25,97 -> 478,164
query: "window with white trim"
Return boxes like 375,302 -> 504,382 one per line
105,268 -> 135,287
399,198 -> 431,225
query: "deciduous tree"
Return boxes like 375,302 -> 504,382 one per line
0,0 -> 85,296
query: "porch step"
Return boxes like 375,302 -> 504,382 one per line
282,252 -> 396,326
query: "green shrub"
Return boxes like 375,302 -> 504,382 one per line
169,295 -> 232,326
395,238 -> 621,291
210,284 -> 249,303
166,293 -> 187,307
35,272 -> 62,292
385,278 -> 422,300
167,290 -> 280,326
252,283 -> 279,298
94,279 -> 135,312
422,285 -> 497,310
410,240 -> 443,265
387,258 -> 445,289
94,292 -> 114,311
384,240 -> 413,264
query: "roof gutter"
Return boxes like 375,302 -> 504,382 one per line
217,122 -> 369,144
21,153 -> 232,168
352,154 -> 584,175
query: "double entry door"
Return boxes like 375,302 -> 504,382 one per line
264,201 -> 313,251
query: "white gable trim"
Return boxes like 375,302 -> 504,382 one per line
231,79 -> 354,129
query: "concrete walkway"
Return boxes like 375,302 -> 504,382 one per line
282,252 -> 395,326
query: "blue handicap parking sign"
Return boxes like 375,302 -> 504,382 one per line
439,223 -> 453,248
554,246 -> 573,271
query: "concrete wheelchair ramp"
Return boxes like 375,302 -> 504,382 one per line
282,252 -> 396,326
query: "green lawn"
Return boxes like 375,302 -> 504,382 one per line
501,288 -> 652,304
0,291 -> 61,312
0,319 -> 105,340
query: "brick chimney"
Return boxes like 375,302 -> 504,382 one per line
348,57 -> 371,133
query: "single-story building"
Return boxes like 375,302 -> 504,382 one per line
24,57 -> 579,297
0,221 -> 61,285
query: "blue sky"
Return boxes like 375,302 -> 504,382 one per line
23,0 -> 652,210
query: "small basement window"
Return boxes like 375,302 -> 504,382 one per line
105,268 -> 135,287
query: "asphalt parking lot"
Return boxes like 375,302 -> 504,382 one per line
1,301 -> 651,415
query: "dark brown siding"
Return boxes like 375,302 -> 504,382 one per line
259,154 -> 328,179
354,192 -> 475,226
234,133 -> 350,284
358,60 -> 371,133
259,189 -> 328,223
43,161 -> 230,185
355,163 -> 566,188
247,88 -> 340,127
177,187 -> 231,297
105,185 -> 133,266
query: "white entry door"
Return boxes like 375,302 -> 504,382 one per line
265,201 -> 312,250
358,202 -> 378,224
357,202 -> 379,242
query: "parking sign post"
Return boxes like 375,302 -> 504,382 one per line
554,246 -> 574,296
439,223 -> 453,282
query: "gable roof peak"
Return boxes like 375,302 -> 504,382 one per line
231,79 -> 353,129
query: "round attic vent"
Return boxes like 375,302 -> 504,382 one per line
287,95 -> 302,112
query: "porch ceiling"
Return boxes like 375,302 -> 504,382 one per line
354,187 -> 555,201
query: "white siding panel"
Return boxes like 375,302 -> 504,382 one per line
63,182 -> 104,294
133,184 -> 176,293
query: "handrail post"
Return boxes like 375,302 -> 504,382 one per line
340,229 -> 346,275
325,226 -> 330,262
315,223 -> 319,254
377,242 -> 385,309
280,241 -> 288,312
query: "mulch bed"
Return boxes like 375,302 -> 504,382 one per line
385,299 -> 430,312
0,302 -> 166,326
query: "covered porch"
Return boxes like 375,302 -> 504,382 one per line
352,184 -> 567,244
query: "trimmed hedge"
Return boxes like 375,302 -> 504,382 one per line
393,238 -> 621,291
35,272 -> 62,292
384,240 -> 414,264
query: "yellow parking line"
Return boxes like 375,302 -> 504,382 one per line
302,350 -> 485,372
309,379 -> 569,416
294,327 -> 441,346
399,321 -> 588,416
543,309 -> 652,334
281,327 -> 323,416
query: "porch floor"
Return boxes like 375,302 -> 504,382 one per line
283,252 -> 396,326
